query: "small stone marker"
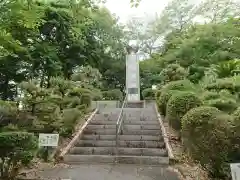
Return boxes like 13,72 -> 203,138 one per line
38,133 -> 59,147
230,163 -> 240,180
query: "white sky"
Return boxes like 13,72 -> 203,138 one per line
105,0 -> 171,23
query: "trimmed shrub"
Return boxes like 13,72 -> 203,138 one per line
0,132 -> 37,179
159,64 -> 188,85
157,80 -> 196,115
231,108 -> 240,162
182,106 -> 234,178
142,88 -> 155,100
158,90 -> 181,115
161,79 -> 196,92
200,91 -> 220,101
205,97 -> 238,113
205,76 -> 240,94
166,92 -> 202,130
102,89 -> 123,100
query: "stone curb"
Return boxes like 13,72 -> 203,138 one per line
59,108 -> 99,159
154,103 -> 174,161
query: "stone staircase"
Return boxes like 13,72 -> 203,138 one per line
64,104 -> 169,165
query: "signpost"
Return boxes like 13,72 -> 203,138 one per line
38,133 -> 59,161
230,163 -> 240,180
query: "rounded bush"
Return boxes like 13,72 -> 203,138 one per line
161,80 -> 196,92
182,106 -> 233,177
205,77 -> 240,94
231,107 -> 240,162
158,90 -> 181,115
200,91 -> 220,101
142,88 -> 155,100
205,97 -> 238,113
166,92 -> 202,130
157,80 -> 196,115
159,64 -> 188,85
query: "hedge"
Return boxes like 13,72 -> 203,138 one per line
166,92 -> 202,130
182,106 -> 234,178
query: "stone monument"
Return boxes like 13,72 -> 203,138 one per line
126,45 -> 140,102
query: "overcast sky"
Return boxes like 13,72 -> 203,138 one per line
105,0 -> 171,23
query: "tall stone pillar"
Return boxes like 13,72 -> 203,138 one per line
126,45 -> 140,102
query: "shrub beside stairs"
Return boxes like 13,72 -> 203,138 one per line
62,102 -> 170,165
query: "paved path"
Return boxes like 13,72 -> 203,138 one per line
38,164 -> 179,180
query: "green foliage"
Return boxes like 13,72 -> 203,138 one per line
205,76 -> 240,94
158,90 -> 181,115
0,100 -> 18,129
161,80 -> 196,92
60,108 -> 81,137
231,108 -> 240,162
200,91 -> 220,101
166,92 -> 202,130
0,132 -> 37,179
182,106 -> 234,178
142,88 -> 155,100
159,64 -> 188,85
213,60 -> 240,78
155,90 -> 161,101
157,80 -> 197,115
102,89 -> 123,100
205,97 -> 238,114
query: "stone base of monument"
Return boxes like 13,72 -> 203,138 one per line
126,101 -> 144,108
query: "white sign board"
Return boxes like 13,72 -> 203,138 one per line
231,163 -> 240,180
39,133 -> 59,147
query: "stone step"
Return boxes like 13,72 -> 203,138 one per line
84,129 -> 162,135
124,117 -> 157,121
92,114 -> 119,121
69,147 -> 167,156
64,155 -> 169,165
89,120 -> 159,125
123,120 -> 159,125
89,120 -> 117,125
86,125 -> 161,131
86,125 -> 116,129
82,135 -> 163,141
76,140 -> 165,148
